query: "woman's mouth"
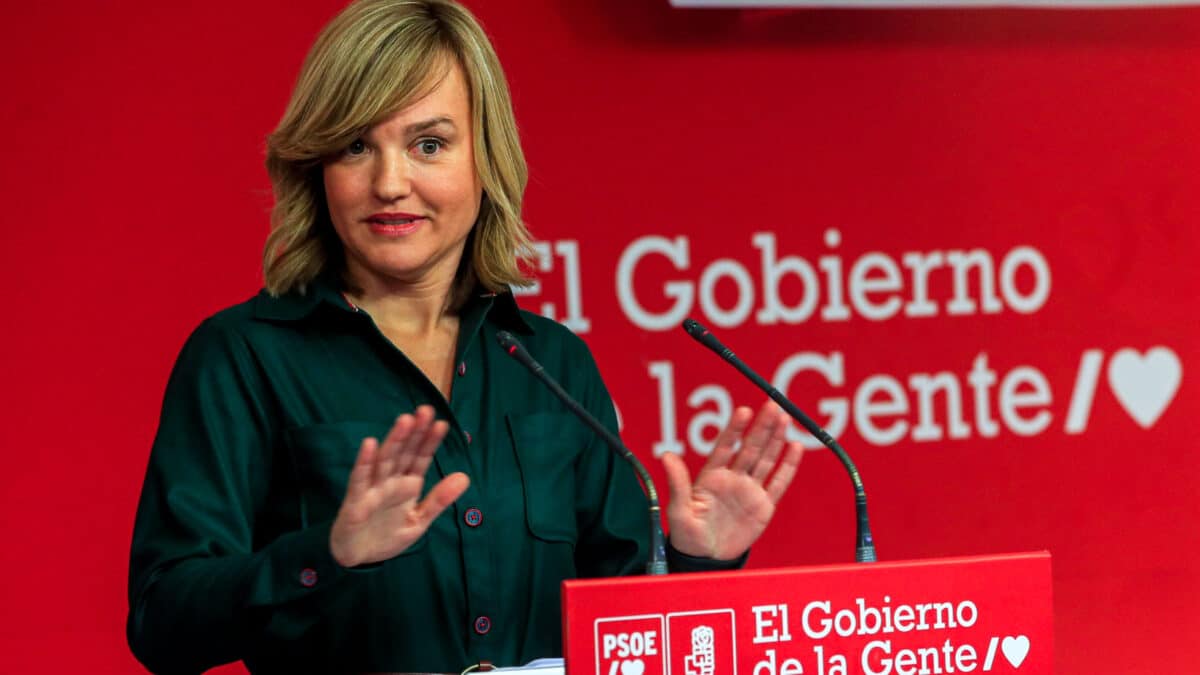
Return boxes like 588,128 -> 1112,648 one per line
367,214 -> 425,236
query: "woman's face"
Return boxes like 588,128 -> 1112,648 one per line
323,61 -> 482,294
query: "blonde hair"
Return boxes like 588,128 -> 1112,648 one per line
264,0 -> 532,305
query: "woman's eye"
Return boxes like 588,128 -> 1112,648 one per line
345,139 -> 367,156
415,138 -> 444,156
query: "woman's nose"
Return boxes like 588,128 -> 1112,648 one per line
372,151 -> 412,202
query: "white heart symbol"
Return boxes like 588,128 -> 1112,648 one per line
620,659 -> 645,675
1107,347 -> 1182,428
1001,635 -> 1030,668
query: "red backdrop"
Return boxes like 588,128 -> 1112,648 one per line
1,1 -> 1196,672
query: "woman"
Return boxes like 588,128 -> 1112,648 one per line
127,1 -> 803,672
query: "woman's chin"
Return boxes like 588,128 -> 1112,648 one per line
347,255 -> 460,291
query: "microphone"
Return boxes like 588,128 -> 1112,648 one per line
681,318 -> 877,564
496,330 -> 669,575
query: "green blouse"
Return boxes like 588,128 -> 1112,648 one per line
127,279 -> 734,674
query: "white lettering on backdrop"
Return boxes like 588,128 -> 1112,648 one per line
522,229 -> 1181,453
616,230 -> 1050,330
671,0 -> 1200,8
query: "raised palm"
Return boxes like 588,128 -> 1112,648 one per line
330,405 -> 469,568
663,402 -> 803,561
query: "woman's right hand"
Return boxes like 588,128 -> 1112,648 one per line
329,405 -> 469,567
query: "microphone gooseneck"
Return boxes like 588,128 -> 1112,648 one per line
681,318 -> 877,564
496,331 -> 669,575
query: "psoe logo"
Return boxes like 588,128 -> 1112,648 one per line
595,614 -> 665,675
668,609 -> 737,675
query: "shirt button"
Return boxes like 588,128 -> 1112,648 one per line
457,362 -> 467,376
474,615 -> 492,635
299,568 -> 318,587
464,507 -> 483,527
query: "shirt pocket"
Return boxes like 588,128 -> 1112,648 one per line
283,420 -> 430,555
285,421 -> 381,525
507,411 -> 584,545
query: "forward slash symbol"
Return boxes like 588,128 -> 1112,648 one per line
1064,350 -> 1104,434
982,636 -> 999,671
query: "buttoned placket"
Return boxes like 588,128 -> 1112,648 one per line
443,296 -> 501,659
343,291 -> 506,660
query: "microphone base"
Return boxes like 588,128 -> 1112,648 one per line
856,545 -> 878,563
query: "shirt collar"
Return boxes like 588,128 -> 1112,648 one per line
253,273 -> 535,335
471,289 -> 535,335
252,272 -> 350,321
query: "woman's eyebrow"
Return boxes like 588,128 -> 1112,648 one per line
405,116 -> 456,134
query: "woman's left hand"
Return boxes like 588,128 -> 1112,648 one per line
661,401 -> 804,561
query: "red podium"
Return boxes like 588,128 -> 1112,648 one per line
562,552 -> 1052,675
